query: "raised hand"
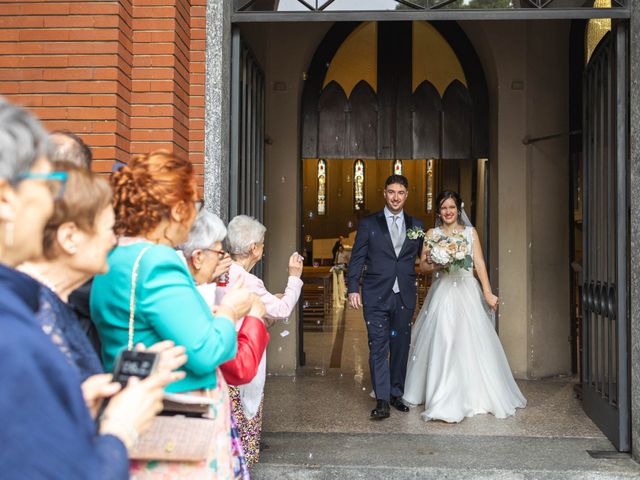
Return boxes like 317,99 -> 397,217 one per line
288,252 -> 304,278
212,252 -> 232,282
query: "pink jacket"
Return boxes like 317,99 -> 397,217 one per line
226,262 -> 303,320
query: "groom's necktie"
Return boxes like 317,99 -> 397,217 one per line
391,215 -> 402,293
391,215 -> 402,254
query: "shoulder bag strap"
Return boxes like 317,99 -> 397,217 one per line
128,246 -> 152,351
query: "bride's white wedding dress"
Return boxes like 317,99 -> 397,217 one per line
403,226 -> 526,423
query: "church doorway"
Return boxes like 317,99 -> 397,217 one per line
297,20 -> 491,370
230,2 -> 633,460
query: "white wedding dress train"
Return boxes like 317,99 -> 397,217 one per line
403,227 -> 526,423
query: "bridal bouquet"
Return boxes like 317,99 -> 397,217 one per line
407,227 -> 473,273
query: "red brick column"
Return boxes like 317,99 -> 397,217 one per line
189,0 -> 206,190
0,0 -> 206,189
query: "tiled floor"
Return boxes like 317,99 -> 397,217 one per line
303,303 -> 371,373
265,304 -> 606,440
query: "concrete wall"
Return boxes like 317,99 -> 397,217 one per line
462,21 -> 530,378
525,21 -> 572,377
244,20 -> 573,379
461,20 -> 572,379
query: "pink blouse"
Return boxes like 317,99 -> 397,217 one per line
217,262 -> 303,418
225,262 -> 303,320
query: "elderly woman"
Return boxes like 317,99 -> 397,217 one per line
179,211 -> 272,479
18,163 -> 118,380
91,150 -> 253,479
179,209 -> 232,288
222,214 -> 304,467
19,163 -> 187,384
179,210 -> 270,387
0,98 -> 171,478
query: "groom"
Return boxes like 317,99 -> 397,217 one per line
347,174 -> 424,419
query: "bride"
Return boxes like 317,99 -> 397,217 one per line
403,190 -> 526,423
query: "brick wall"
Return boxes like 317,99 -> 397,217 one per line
0,0 -> 206,190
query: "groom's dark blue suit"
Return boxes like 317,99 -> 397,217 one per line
347,210 -> 424,401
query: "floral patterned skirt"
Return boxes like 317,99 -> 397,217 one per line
229,386 -> 264,469
130,371 -> 249,480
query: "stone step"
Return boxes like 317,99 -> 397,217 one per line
251,432 -> 640,480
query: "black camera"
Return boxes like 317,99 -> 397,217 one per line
95,350 -> 159,425
111,350 -> 159,387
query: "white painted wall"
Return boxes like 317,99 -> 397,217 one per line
461,20 -> 572,378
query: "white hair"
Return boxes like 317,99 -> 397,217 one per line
178,210 -> 227,258
49,131 -> 92,170
0,97 -> 52,182
226,215 -> 266,257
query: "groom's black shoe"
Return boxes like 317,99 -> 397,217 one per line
390,396 -> 410,412
370,400 -> 390,420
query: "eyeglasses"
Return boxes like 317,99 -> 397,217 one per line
204,248 -> 226,260
15,171 -> 68,200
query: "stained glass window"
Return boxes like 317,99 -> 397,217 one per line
317,159 -> 327,215
393,159 -> 403,175
354,159 -> 365,211
426,159 -> 434,213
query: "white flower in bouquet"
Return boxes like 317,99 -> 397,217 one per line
425,229 -> 473,273
431,246 -> 451,266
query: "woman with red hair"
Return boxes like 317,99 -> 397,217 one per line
92,151 -> 253,479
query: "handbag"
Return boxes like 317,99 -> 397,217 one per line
123,246 -> 216,462
129,415 -> 215,462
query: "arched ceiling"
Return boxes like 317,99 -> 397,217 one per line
322,21 -> 467,99
323,21 -> 377,97
302,21 -> 489,160
412,21 -> 467,96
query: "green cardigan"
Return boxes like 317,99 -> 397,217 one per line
91,242 -> 237,393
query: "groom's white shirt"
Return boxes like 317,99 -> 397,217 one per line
384,205 -> 405,234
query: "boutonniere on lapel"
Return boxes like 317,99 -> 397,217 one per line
406,226 -> 425,240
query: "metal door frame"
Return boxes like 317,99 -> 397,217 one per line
232,0 -> 630,23
230,26 -> 266,276
581,22 -> 630,452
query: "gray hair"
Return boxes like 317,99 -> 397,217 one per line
178,210 -> 227,258
227,215 -> 266,257
49,131 -> 92,170
0,97 -> 52,183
